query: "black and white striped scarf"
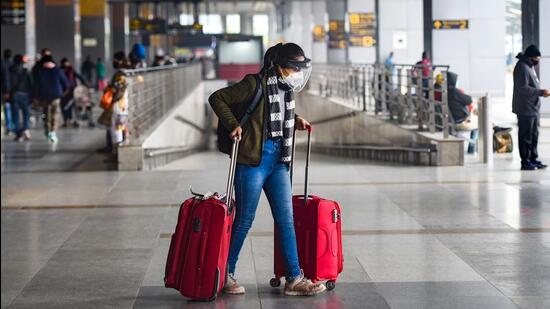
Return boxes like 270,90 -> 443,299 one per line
266,68 -> 295,163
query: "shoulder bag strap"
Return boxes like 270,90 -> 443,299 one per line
239,74 -> 263,127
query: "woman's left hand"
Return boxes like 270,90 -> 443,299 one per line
295,116 -> 311,131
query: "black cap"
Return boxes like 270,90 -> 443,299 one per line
524,45 -> 541,58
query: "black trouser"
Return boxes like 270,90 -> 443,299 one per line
61,92 -> 75,123
517,115 -> 539,164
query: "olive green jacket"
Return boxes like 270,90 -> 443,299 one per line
209,74 -> 268,166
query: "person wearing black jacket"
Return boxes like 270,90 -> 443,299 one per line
512,45 -> 550,170
33,55 -> 70,143
9,55 -> 33,141
445,72 -> 478,153
446,72 -> 472,124
80,56 -> 95,86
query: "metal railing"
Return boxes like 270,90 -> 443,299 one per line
124,63 -> 202,145
308,63 -> 454,138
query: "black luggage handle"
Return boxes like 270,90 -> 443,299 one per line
225,137 -> 239,213
289,125 -> 313,206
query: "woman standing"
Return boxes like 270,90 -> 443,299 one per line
209,43 -> 325,296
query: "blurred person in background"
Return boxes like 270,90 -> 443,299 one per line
97,51 -> 129,157
415,51 -> 432,98
60,58 -> 86,128
96,57 -> 107,91
9,54 -> 33,141
129,43 -> 147,69
2,49 -> 14,135
81,55 -> 95,86
32,54 -> 69,143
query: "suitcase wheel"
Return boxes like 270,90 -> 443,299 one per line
269,278 -> 281,288
326,280 -> 336,291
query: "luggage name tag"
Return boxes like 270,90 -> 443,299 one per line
189,186 -> 217,200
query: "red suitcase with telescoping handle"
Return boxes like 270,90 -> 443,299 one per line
164,139 -> 239,301
270,126 -> 344,291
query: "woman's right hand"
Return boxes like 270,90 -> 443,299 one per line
230,126 -> 242,141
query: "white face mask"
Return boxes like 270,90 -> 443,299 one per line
282,71 -> 304,91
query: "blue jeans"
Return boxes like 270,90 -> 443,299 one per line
227,139 -> 301,280
3,101 -> 14,132
468,129 -> 479,154
13,93 -> 30,135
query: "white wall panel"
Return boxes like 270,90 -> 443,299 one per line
432,0 -> 506,96
379,0 -> 423,65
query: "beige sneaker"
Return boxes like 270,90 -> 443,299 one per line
284,272 -> 326,296
223,273 -> 245,295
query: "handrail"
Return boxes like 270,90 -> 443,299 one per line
123,63 -> 187,75
308,63 -> 454,138
124,63 -> 202,145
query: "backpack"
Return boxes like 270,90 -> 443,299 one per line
216,74 -> 263,155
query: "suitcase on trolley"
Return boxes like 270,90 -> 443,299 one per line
270,126 -> 344,291
164,139 -> 240,301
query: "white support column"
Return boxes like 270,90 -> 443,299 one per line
540,0 -> 550,114
311,1 -> 327,63
432,0 -> 506,96
326,0 -> 347,64
241,13 -> 253,35
347,0 -> 376,63
25,0 -> 36,65
281,1 -> 313,59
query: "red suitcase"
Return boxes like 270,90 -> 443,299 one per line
271,127 -> 344,291
164,139 -> 239,301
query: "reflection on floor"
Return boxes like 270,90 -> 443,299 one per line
1,121 -> 549,309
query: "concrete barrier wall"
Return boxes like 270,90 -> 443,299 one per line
119,80 -> 227,170
142,83 -> 206,149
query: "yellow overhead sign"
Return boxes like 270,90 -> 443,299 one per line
81,0 -> 106,17
312,25 -> 326,42
348,12 -> 377,47
433,19 -> 468,30
328,20 -> 346,49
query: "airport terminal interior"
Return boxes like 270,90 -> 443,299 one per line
1,0 -> 549,308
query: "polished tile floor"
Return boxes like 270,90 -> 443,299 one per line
1,123 -> 550,309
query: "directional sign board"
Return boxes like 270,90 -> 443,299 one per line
348,12 -> 377,47
312,25 -> 326,42
433,19 -> 469,30
130,18 -> 168,34
1,0 -> 25,25
328,20 -> 346,49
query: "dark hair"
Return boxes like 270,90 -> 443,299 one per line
60,57 -> 69,64
422,51 -> 429,59
13,54 -> 24,65
41,48 -> 51,56
3,49 -> 12,59
113,51 -> 128,69
41,55 -> 54,63
261,42 -> 305,73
